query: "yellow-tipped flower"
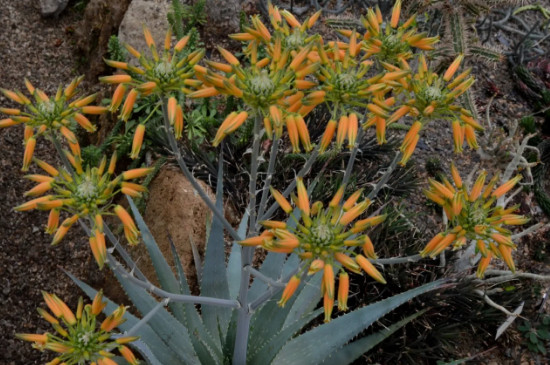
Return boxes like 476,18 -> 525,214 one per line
420,165 -> 528,277
278,275 -> 301,307
17,292 -> 137,365
242,179 -> 386,321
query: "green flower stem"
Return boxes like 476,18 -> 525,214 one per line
259,143 -> 320,222
341,128 -> 365,191
366,151 -> 402,200
160,98 -> 242,242
256,136 -> 280,225
244,265 -> 286,288
233,113 -> 263,365
107,251 -> 240,308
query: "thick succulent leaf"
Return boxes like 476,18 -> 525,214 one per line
170,240 -> 223,361
66,271 -> 172,365
227,212 -> 248,300
321,310 -> 427,364
272,280 -> 448,365
223,309 -> 239,363
127,197 -> 187,326
248,307 -> 324,365
248,251 -> 286,301
109,255 -> 200,364
201,154 -> 231,339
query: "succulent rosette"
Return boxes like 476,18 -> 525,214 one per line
0,76 -> 104,170
101,26 -> 202,158
15,148 -> 152,268
420,164 -> 528,277
240,179 -> 387,322
17,291 -> 139,365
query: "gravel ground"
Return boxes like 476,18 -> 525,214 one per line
0,2 -> 103,364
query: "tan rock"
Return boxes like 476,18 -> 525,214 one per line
135,166 -> 212,293
118,0 -> 172,61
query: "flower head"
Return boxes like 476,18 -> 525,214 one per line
192,6 -> 323,151
15,149 -> 151,267
363,54 -> 481,165
0,77 -> 104,170
352,0 -> 438,64
420,165 -> 527,277
240,180 -> 387,321
101,26 -> 200,154
17,291 -> 139,365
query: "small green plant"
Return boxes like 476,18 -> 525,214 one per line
518,314 -> 550,355
168,0 -> 207,38
107,35 -> 128,63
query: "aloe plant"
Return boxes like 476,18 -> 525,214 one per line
9,2 -> 544,364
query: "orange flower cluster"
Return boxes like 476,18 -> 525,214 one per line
0,77 -> 105,170
420,164 -> 527,277
17,291 -> 138,365
240,179 -> 387,321
350,0 -> 438,64
101,26 -> 201,158
190,7 -> 324,151
15,148 -> 151,267
363,54 -> 479,165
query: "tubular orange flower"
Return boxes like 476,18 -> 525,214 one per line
356,254 -> 386,283
320,119 -> 337,152
120,88 -> 138,122
278,275 -> 301,307
296,178 -> 310,217
130,124 -> 146,159
286,115 -> 300,152
492,175 -> 522,198
338,272 -> 350,311
443,54 -> 464,82
109,84 -> 127,112
22,137 -> 36,171
336,115 -> 349,149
